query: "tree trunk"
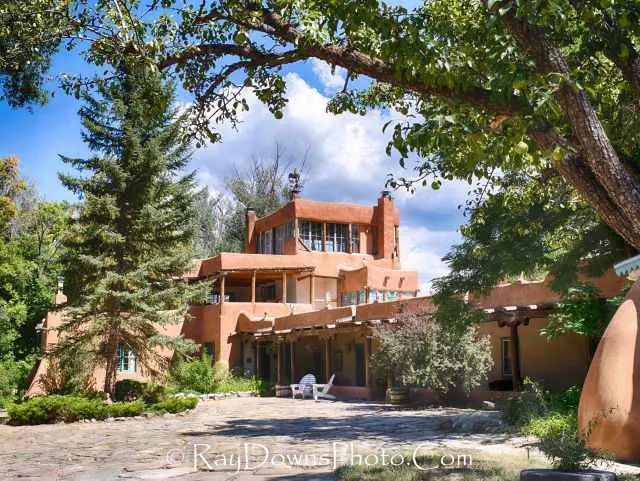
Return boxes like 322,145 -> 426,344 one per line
103,341 -> 118,396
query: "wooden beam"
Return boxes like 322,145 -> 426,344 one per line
347,224 -> 353,254
220,275 -> 226,306
322,222 -> 327,252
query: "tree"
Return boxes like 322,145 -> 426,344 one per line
54,65 -> 206,395
371,302 -> 493,395
3,1 -> 640,251
190,186 -> 235,258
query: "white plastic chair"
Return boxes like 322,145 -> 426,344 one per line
290,373 -> 316,399
313,374 -> 336,401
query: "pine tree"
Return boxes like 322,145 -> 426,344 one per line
54,67 -> 206,395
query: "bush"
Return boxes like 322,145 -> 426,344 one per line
169,355 -> 215,393
500,380 -> 609,471
150,397 -> 198,413
7,395 -> 145,425
114,380 -> 165,403
0,357 -> 35,406
525,413 -> 609,471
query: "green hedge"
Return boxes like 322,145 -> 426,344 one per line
114,380 -> 165,403
7,394 -> 197,425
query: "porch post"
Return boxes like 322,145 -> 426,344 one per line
219,274 -> 226,305
251,270 -> 256,304
290,339 -> 295,383
276,339 -> 282,385
347,224 -> 353,253
323,337 -> 331,382
282,272 -> 287,303
256,341 -> 261,380
510,319 -> 522,391
364,334 -> 372,388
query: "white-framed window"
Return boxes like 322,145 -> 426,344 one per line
501,337 -> 513,377
300,220 -> 323,251
117,343 -> 137,373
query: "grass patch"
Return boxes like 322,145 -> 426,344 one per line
334,451 -> 541,481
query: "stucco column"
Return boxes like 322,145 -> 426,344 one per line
310,274 -> 315,306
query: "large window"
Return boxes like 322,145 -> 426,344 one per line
257,229 -> 273,254
275,225 -> 285,254
326,223 -> 348,252
351,224 -> 360,253
300,220 -> 323,251
501,337 -> 513,377
117,343 -> 137,373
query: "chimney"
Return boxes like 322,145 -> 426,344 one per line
245,208 -> 257,253
376,191 -> 396,260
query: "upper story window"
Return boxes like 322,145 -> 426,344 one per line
275,225 -> 285,255
351,224 -> 360,253
257,229 -> 273,254
300,220 -> 323,251
327,223 -> 348,252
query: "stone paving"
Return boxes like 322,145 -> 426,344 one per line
0,397 -> 539,481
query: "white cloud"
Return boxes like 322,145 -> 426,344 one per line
190,73 -> 466,294
310,59 -> 347,93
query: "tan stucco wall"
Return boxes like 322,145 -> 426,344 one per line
477,317 -> 592,391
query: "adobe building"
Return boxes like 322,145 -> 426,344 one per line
28,192 -> 629,400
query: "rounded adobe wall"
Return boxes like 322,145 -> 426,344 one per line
578,281 -> 640,461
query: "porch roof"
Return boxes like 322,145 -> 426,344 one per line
198,253 -> 315,277
237,296 -> 434,336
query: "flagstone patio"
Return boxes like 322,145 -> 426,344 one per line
0,397 -> 538,481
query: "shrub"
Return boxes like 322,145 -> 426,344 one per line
169,354 -> 215,393
525,413 -> 609,471
500,380 -> 610,471
7,395 -> 145,425
150,397 -> 198,413
114,380 -> 165,403
371,307 -> 493,394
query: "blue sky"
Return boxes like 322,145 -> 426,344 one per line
0,34 -> 465,292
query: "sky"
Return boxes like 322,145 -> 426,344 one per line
0,42 -> 466,294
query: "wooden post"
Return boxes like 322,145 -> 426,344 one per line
322,222 -> 327,251
282,272 -> 287,303
510,320 -> 522,391
323,337 -> 331,382
276,340 -> 282,385
310,274 -> 315,306
290,340 -> 295,383
220,274 -> 226,305
251,270 -> 256,304
256,341 -> 261,380
364,334 -> 371,388
347,224 -> 353,253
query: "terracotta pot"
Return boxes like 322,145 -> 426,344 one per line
387,387 -> 409,405
578,281 -> 640,461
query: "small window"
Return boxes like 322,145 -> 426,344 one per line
117,343 -> 137,373
501,338 -> 513,377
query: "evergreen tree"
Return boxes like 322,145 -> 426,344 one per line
55,67 -> 206,395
